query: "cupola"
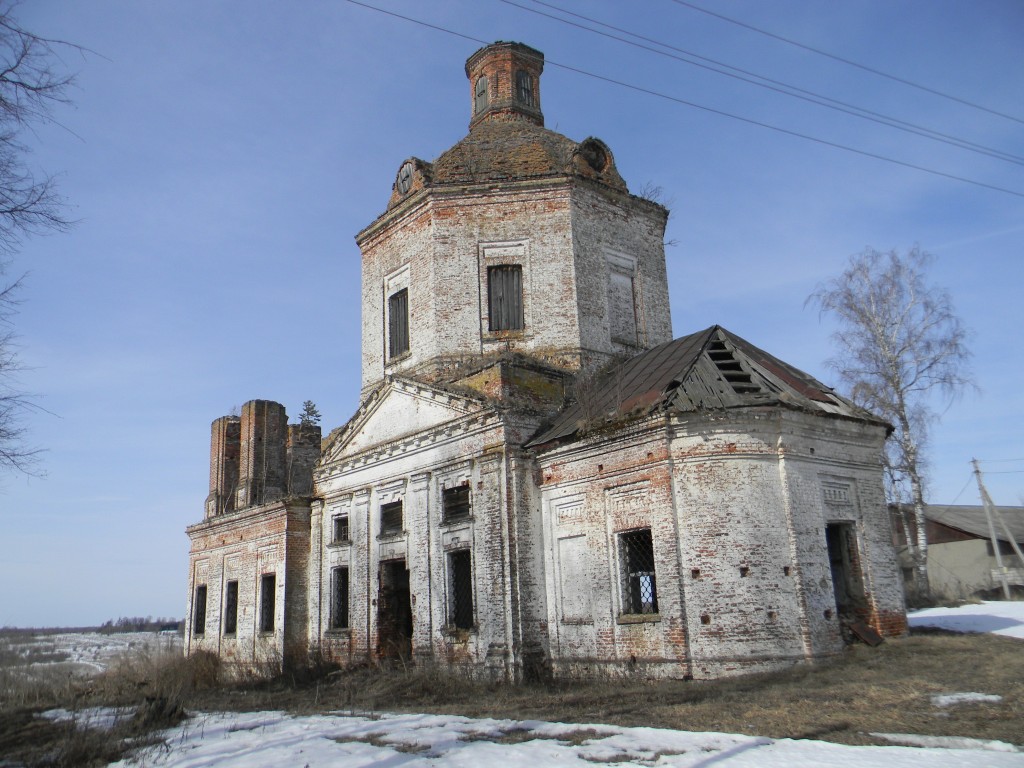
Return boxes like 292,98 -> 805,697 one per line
465,41 -> 544,129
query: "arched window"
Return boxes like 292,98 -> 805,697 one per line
474,76 -> 489,114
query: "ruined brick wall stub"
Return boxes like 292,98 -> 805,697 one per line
206,415 -> 240,518
237,400 -> 288,509
205,415 -> 241,518
286,424 -> 322,497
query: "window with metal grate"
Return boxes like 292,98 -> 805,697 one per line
193,584 -> 207,636
331,567 -> 349,630
259,573 -> 276,633
620,529 -> 658,615
224,580 -> 239,635
333,514 -> 350,543
448,549 -> 474,629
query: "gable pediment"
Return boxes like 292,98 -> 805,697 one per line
323,378 -> 489,463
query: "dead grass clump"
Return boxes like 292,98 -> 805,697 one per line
280,633 -> 1024,749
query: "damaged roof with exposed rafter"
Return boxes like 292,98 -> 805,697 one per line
527,325 -> 889,448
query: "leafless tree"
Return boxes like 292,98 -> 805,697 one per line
808,246 -> 973,599
0,4 -> 78,473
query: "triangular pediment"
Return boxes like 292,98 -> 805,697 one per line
323,378 -> 490,462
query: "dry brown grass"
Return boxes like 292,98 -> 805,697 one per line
0,628 -> 1021,765
184,629 -> 1023,749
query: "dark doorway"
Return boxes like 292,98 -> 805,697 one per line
826,522 -> 867,616
378,560 -> 413,661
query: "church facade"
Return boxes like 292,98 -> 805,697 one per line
184,42 -> 906,680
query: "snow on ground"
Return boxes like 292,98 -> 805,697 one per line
36,603 -> 1022,767
108,710 -> 1022,767
931,692 -> 1003,707
907,600 -> 1024,638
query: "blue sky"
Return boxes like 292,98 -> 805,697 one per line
1,1 -> 1021,627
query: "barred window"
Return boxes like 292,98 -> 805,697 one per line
331,567 -> 349,630
619,529 -> 658,615
448,549 -> 474,629
259,573 -> 276,633
193,584 -> 207,636
442,484 -> 470,523
388,288 -> 409,358
488,265 -> 524,331
333,514 -> 350,543
224,580 -> 239,635
515,70 -> 534,107
380,500 -> 403,536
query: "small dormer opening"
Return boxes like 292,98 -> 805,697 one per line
707,339 -> 762,395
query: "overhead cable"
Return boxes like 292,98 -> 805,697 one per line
342,0 -> 1024,199
670,0 -> 1024,126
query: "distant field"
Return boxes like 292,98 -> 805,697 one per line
0,628 -> 183,679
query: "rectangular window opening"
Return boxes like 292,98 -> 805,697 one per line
442,484 -> 471,523
487,265 -> 524,331
224,580 -> 239,636
620,528 -> 658,615
333,514 -> 350,543
380,500 -> 403,536
331,567 -> 350,630
388,288 -> 409,358
259,573 -> 276,633
193,584 -> 207,637
448,549 -> 474,629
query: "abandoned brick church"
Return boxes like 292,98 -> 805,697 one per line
185,42 -> 906,679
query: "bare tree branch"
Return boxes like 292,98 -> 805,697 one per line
0,3 -> 80,474
807,246 -> 974,599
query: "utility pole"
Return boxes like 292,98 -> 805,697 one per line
973,458 -> 1013,599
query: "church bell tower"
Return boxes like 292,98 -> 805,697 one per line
355,42 -> 672,398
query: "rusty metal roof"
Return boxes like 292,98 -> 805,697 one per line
527,325 -> 888,448
925,504 -> 1024,544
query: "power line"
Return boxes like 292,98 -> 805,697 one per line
342,0 -> 1024,199
669,0 -> 1024,126
948,474 -> 975,505
505,0 -> 1024,167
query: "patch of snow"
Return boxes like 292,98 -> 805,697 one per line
873,733 -> 1020,753
39,706 -> 134,730
908,600 -> 1024,639
108,710 -> 1024,767
931,692 -> 1003,707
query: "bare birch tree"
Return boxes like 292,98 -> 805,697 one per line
808,246 -> 972,599
0,5 -> 77,472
